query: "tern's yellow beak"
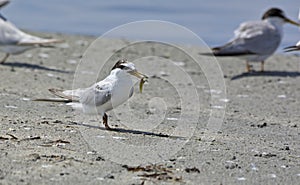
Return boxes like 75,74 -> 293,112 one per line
128,70 -> 148,79
128,70 -> 148,93
285,18 -> 300,26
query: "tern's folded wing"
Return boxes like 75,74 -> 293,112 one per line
234,21 -> 265,39
79,82 -> 112,107
233,21 -> 280,54
213,21 -> 280,56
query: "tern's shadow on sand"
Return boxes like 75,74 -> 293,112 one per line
1,62 -> 73,74
68,121 -> 185,140
231,70 -> 300,80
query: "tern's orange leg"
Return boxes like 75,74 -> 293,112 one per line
102,113 -> 112,130
0,53 -> 9,64
246,61 -> 253,72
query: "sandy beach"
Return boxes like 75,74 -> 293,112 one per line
0,32 -> 299,185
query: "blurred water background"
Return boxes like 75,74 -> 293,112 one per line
3,0 -> 300,50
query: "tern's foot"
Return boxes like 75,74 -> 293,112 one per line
260,61 -> 265,72
102,113 -> 112,130
103,124 -> 113,130
246,66 -> 254,73
246,61 -> 253,73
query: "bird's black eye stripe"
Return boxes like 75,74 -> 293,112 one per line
112,64 -> 129,70
119,65 -> 126,69
111,59 -> 128,70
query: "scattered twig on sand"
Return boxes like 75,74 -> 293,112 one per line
3,134 -> 42,141
44,139 -> 70,144
6,133 -> 18,140
0,136 -> 9,140
123,164 -> 182,182
39,139 -> 74,151
21,136 -> 41,141
185,167 -> 200,173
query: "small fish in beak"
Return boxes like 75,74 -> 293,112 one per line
128,70 -> 148,93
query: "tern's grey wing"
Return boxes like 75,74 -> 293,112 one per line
80,82 -> 112,107
213,21 -> 281,55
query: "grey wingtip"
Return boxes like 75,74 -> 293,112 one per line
48,88 -> 62,93
199,51 -> 215,56
31,98 -> 72,103
283,46 -> 299,52
198,47 -> 221,56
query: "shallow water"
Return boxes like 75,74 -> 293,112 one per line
3,0 -> 300,50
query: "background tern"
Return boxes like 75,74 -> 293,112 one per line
0,0 -> 63,63
208,8 -> 300,72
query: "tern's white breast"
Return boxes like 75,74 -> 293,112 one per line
110,76 -> 134,109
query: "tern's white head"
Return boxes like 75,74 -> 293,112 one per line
110,59 -> 147,80
262,8 -> 300,26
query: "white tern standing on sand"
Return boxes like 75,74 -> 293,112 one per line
206,8 -> 300,72
34,59 -> 148,130
0,0 -> 63,63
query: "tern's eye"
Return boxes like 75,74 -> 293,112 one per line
119,65 -> 129,70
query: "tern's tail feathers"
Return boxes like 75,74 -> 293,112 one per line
48,88 -> 80,102
200,45 -> 256,57
284,45 -> 300,52
32,88 -> 80,103
211,46 -> 256,56
32,98 -> 73,103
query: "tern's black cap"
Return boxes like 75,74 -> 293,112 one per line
262,8 -> 286,20
111,59 -> 128,70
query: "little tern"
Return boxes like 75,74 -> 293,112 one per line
209,8 -> 300,72
0,2 -> 63,63
34,59 -> 148,130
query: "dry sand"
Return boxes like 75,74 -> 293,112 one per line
0,32 -> 299,185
